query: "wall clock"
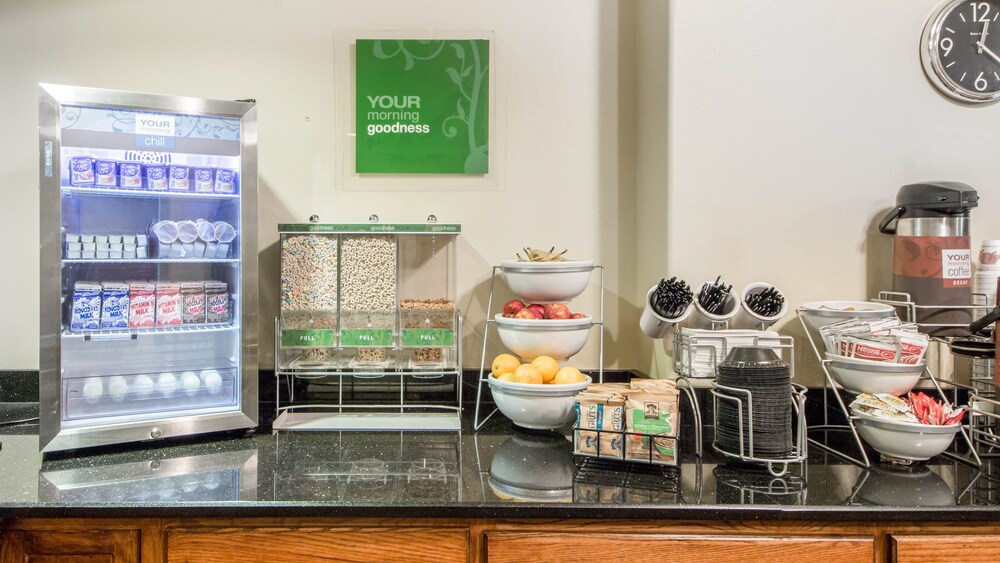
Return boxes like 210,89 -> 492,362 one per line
921,0 -> 1000,104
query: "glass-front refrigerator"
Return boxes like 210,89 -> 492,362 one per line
38,83 -> 258,452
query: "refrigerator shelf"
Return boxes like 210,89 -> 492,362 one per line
62,258 -> 240,265
61,186 -> 240,200
63,323 -> 240,339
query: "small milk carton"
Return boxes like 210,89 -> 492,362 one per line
70,282 -> 102,331
100,282 -> 130,329
180,281 -> 206,324
128,282 -> 156,328
155,282 -> 182,326
205,281 -> 230,323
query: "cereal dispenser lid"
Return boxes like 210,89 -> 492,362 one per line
278,223 -> 461,234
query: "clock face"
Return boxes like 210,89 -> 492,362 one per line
922,0 -> 1000,104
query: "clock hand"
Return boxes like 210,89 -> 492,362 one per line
981,21 -> 991,54
977,41 -> 1000,65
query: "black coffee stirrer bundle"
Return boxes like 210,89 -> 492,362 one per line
745,285 -> 785,318
698,276 -> 732,315
651,276 -> 693,319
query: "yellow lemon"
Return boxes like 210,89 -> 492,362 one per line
531,355 -> 560,383
512,364 -> 543,385
492,353 -> 521,378
552,366 -> 586,385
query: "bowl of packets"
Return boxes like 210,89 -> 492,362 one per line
820,316 -> 929,395
850,392 -> 965,462
800,300 -> 895,331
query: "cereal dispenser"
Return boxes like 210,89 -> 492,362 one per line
273,219 -> 462,431
38,84 -> 258,452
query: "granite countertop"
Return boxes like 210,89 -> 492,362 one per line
1,404 -> 999,520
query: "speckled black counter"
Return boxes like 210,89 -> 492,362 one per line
2,406 -> 999,521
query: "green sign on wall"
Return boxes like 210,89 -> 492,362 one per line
355,39 -> 489,174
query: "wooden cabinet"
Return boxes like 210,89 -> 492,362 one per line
485,532 -> 874,563
890,534 -> 1000,562
0,529 -> 139,563
165,526 -> 469,563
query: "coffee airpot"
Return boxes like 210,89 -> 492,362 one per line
878,182 -> 978,336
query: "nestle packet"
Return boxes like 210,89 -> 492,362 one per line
70,282 -> 102,331
155,282 -> 182,326
98,282 -> 130,329
846,337 -> 899,362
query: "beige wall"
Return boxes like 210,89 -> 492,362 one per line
0,0 -> 636,371
3,1 -> 998,385
637,0 -> 1000,384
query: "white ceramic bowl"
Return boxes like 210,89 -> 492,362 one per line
488,373 -> 592,430
494,314 -> 592,361
500,259 -> 595,303
852,411 -> 960,461
800,300 -> 896,330
824,352 -> 924,395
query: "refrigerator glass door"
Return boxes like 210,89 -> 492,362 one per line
39,84 -> 258,452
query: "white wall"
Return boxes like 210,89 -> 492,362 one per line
0,0 -> 636,371
3,0 -> 998,384
639,0 -> 1000,383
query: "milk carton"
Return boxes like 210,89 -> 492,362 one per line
180,281 -> 206,324
204,281 -> 230,323
155,282 -> 182,326
128,282 -> 156,328
70,282 -> 102,331
100,282 -> 130,329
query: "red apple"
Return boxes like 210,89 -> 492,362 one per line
503,299 -> 526,318
514,307 -> 542,320
544,303 -> 572,320
527,304 -> 545,317
570,313 -> 587,320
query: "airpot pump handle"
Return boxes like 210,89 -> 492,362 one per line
878,206 -> 906,235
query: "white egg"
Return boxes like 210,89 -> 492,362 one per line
181,371 -> 201,394
108,376 -> 128,401
82,377 -> 104,402
132,374 -> 154,397
157,372 -> 177,396
200,369 -> 223,394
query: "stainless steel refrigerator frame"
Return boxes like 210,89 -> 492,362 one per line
38,83 -> 258,452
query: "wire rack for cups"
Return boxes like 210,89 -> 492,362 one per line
708,341 -> 808,478
797,292 -> 984,469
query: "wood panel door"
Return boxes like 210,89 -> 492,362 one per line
890,534 -> 1000,562
0,530 -> 139,563
485,532 -> 874,563
166,527 -> 469,563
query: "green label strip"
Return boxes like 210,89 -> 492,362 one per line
401,329 -> 454,347
341,329 -> 394,347
281,329 -> 336,348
